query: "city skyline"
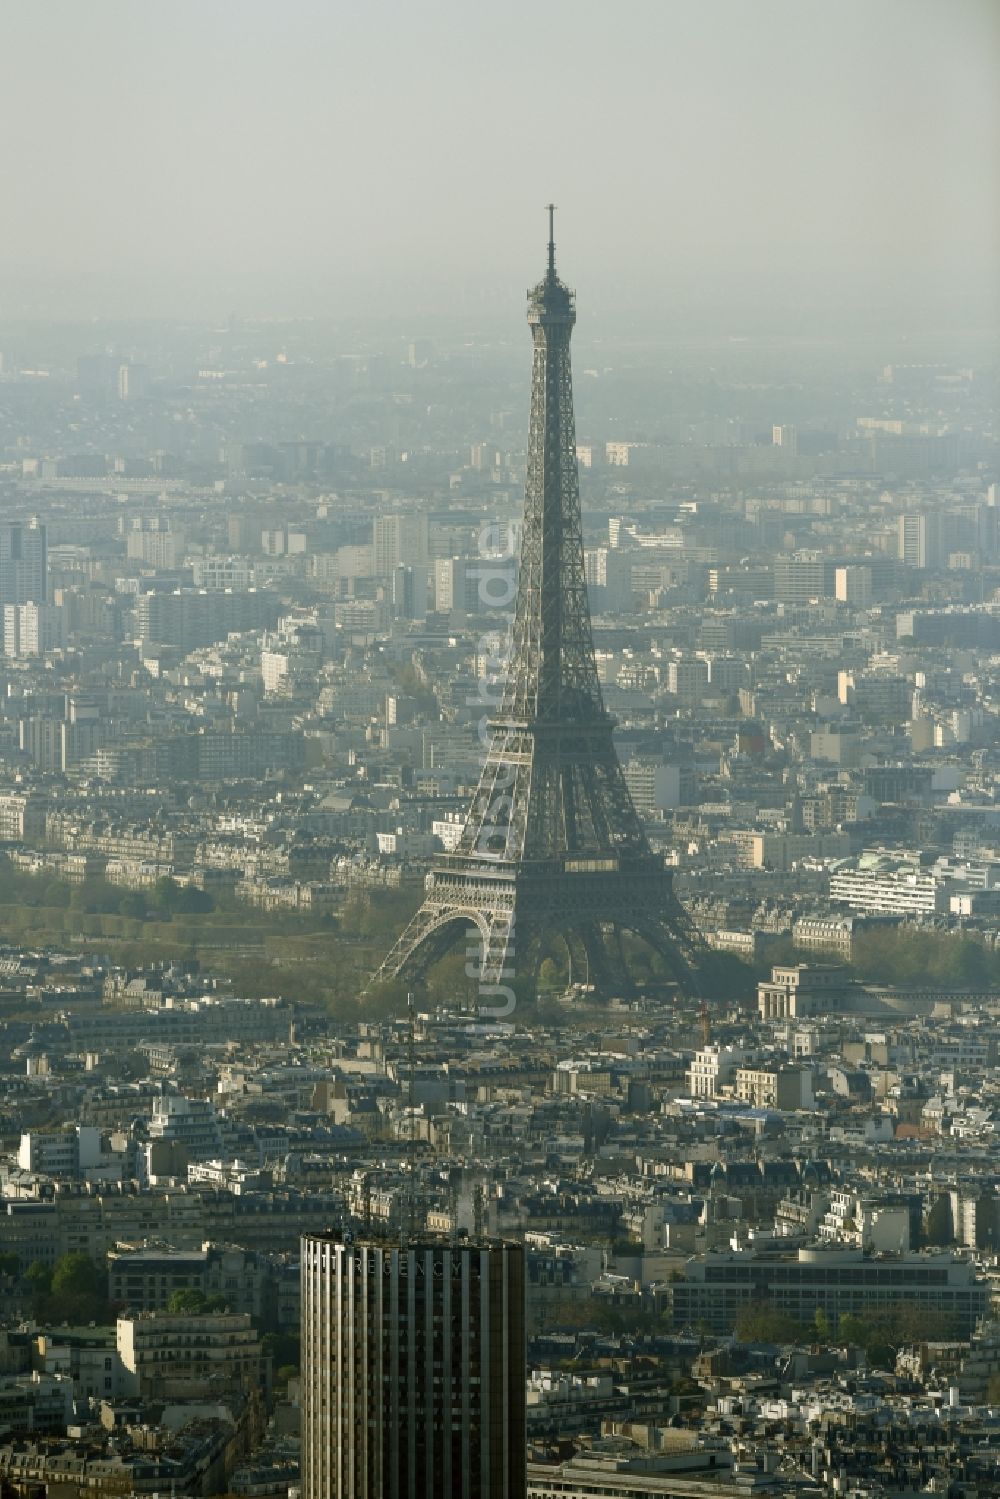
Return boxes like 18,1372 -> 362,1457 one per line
0,5 -> 999,1494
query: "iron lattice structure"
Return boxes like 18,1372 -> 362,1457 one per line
371,215 -> 702,1002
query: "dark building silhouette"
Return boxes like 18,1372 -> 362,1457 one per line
0,519 -> 47,609
301,1234 -> 525,1499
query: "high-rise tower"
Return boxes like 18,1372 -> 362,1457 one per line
301,1234 -> 526,1499
0,519 -> 47,612
372,213 -> 701,1003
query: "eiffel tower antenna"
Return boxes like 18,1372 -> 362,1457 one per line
369,213 -> 703,1004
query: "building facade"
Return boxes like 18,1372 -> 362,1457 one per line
301,1234 -> 526,1499
117,1311 -> 265,1400
829,858 -> 943,916
0,519 -> 47,611
685,1044 -> 753,1100
757,964 -> 854,1021
671,1246 -> 988,1336
3,601 -> 66,657
734,1063 -> 814,1111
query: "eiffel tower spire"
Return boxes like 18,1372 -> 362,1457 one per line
370,214 -> 702,1007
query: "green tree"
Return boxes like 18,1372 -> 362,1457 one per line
167,1288 -> 227,1314
538,957 -> 564,991
49,1252 -> 108,1323
838,1313 -> 868,1346
152,876 -> 182,913
813,1307 -> 831,1343
425,947 -> 477,1006
69,878 -> 124,915
173,884 -> 213,914
168,1288 -> 204,1314
26,1260 -> 53,1314
890,1301 -> 959,1346
850,926 -> 1000,989
735,1302 -> 806,1344
42,880 -> 71,909
836,1302 -> 958,1364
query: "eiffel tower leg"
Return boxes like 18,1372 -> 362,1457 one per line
611,923 -> 641,995
467,907 -> 542,1019
609,923 -> 635,991
625,916 -> 700,995
472,909 -> 515,988
538,925 -> 601,993
548,929 -> 578,989
369,900 -> 487,991
573,920 -> 628,998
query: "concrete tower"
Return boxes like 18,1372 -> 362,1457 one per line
301,1234 -> 526,1499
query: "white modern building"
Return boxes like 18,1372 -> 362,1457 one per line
829,855 -> 944,916
686,1044 -> 753,1100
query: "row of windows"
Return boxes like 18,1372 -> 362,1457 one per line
703,1265 -> 952,1286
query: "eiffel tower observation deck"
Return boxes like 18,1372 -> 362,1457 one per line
371,211 -> 702,1009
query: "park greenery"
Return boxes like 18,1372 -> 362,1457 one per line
760,925 -> 1000,989
848,924 -> 1000,988
530,1293 -> 664,1337
0,852 -> 409,1015
1,851 -> 999,1019
734,1299 -> 962,1363
0,860 -> 215,921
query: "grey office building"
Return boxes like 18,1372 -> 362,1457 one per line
301,1234 -> 526,1499
0,519 -> 47,608
671,1245 -> 989,1337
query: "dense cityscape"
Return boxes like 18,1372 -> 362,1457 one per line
0,247 -> 997,1496
2,3 -> 999,1498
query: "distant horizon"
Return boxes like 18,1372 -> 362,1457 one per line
0,260 -> 998,337
1,0 -> 996,338
1,266 -> 997,353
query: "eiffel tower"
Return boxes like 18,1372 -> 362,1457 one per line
371,210 -> 702,1007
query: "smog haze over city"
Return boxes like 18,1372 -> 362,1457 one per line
1,4 -> 1000,1499
1,0 -> 998,334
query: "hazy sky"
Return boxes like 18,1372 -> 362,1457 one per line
1,0 -> 997,329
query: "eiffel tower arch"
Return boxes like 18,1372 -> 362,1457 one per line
371,212 -> 703,1004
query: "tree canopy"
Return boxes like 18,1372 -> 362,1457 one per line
167,1288 -> 228,1314
735,1302 -> 806,1344
851,926 -> 1000,988
42,1252 -> 110,1323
